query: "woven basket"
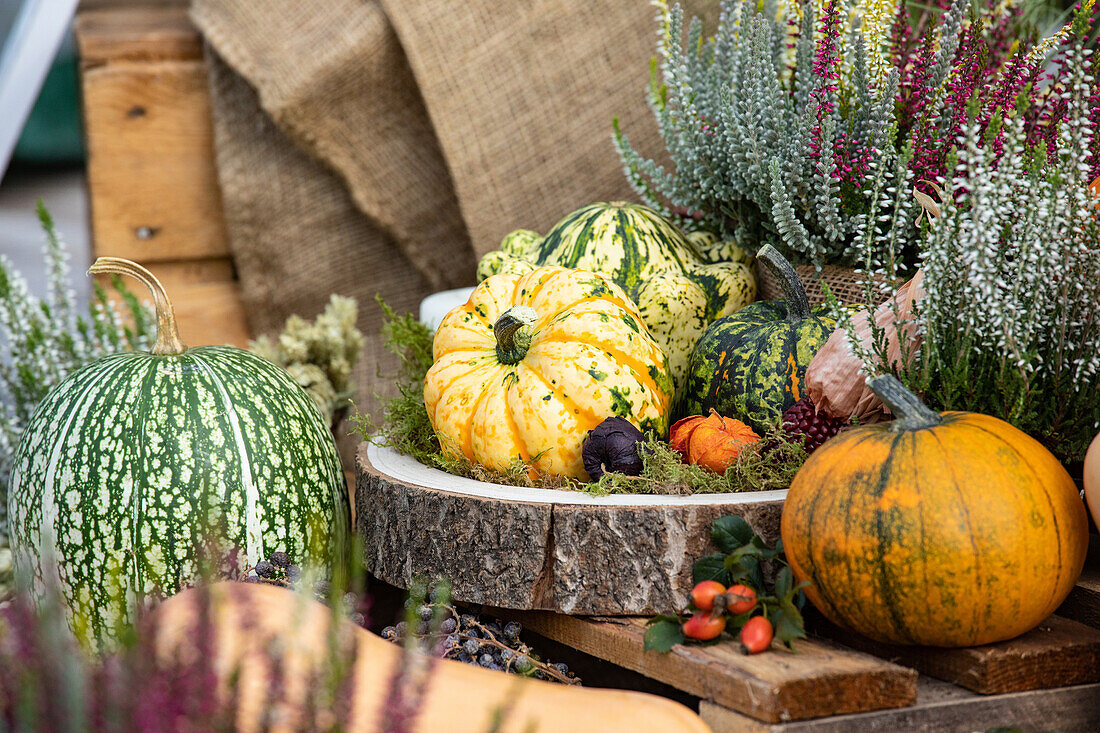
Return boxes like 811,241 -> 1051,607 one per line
755,261 -> 866,306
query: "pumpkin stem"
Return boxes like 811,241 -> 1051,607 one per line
756,245 -> 811,321
87,257 -> 187,355
868,374 -> 942,431
494,306 -> 537,365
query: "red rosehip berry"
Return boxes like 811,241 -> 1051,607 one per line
683,612 -> 726,641
725,584 -> 757,615
739,615 -> 774,654
691,580 -> 726,612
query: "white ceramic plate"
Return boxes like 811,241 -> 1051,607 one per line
367,441 -> 788,507
419,287 -> 475,330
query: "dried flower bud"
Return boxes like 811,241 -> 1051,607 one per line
582,417 -> 645,480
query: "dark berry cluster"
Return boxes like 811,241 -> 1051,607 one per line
382,600 -> 577,684
238,555 -> 576,683
780,397 -> 845,453
239,550 -> 367,627
241,551 -> 302,586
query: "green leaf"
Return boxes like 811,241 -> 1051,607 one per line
774,566 -> 793,601
725,552 -> 765,589
771,600 -> 807,650
712,515 -> 754,554
752,534 -> 782,559
644,619 -> 685,653
727,610 -> 755,629
646,614 -> 683,626
693,553 -> 732,586
725,544 -> 763,570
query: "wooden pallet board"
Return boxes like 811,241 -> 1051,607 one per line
501,612 -> 916,723
80,57 -> 230,264
700,679 -> 1100,733
93,258 -> 249,346
1059,566 -> 1100,630
77,6 -> 201,67
76,6 -> 250,348
812,614 -> 1100,695
77,7 -> 230,265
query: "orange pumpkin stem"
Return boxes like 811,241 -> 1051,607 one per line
493,305 -> 537,365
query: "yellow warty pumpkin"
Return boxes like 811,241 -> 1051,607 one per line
425,266 -> 673,479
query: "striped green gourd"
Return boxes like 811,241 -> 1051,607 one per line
7,258 -> 349,641
476,202 -> 756,390
679,246 -> 836,431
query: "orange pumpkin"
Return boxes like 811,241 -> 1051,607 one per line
670,410 -> 760,473
781,375 -> 1088,647
1085,432 -> 1100,530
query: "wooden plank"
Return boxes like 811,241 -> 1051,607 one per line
82,58 -> 231,263
813,614 -> 1100,695
76,5 -> 245,348
95,259 -> 250,347
700,680 -> 1100,733
76,7 -> 200,68
503,612 -> 916,723
160,280 -> 249,347
1059,566 -> 1100,630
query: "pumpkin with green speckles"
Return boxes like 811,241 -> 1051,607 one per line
476,202 -> 755,390
781,375 -> 1088,647
679,246 -> 835,431
425,266 -> 673,480
7,259 -> 349,643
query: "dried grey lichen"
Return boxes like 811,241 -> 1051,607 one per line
249,295 -> 365,423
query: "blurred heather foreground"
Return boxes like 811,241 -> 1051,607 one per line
0,553 -> 704,732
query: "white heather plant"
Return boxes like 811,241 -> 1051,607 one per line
842,39 -> 1100,461
0,203 -> 153,537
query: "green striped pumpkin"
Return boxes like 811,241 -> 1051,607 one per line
679,246 -> 836,431
476,202 -> 756,390
7,259 -> 349,641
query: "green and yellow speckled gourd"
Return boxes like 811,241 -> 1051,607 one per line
7,258 -> 350,642
476,202 -> 756,389
426,266 -> 673,479
679,245 -> 836,430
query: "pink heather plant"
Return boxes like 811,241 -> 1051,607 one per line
836,7 -> 1100,462
0,580 -> 437,733
616,0 -> 1098,270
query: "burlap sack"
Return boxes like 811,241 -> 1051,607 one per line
192,0 -> 714,414
204,51 -> 427,421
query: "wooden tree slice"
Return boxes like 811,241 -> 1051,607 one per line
356,442 -> 786,615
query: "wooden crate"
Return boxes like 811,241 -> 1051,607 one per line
75,5 -> 248,347
496,539 -> 1100,732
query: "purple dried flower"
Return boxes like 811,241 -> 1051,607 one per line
582,417 -> 645,480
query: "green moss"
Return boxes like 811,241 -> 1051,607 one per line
356,300 -> 808,494
580,430 -> 807,496
351,298 -> 438,465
